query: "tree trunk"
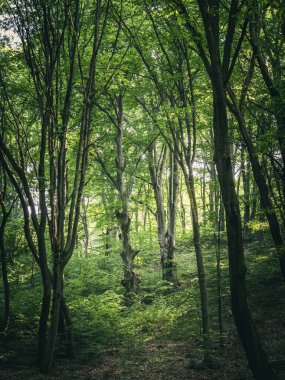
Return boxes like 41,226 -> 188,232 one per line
165,151 -> 179,282
179,181 -> 186,234
0,215 -> 10,332
214,208 -> 223,345
148,145 -> 178,282
81,197 -> 89,257
241,148 -> 251,241
117,209 -> 139,293
186,0 -> 277,375
105,227 -> 111,256
183,164 -> 209,335
61,296 -> 75,358
36,272 -> 52,368
211,62 -> 276,380
228,88 -> 285,280
41,256 -> 62,374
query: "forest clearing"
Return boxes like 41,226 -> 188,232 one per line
0,0 -> 285,379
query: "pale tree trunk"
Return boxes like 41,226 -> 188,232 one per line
201,168 -> 206,225
148,144 -> 178,282
165,150 -> 179,282
81,197 -> 89,257
179,176 -> 186,234
182,164 -> 209,335
116,94 -> 139,293
241,148 -> 251,241
214,199 -> 223,345
116,208 -> 139,293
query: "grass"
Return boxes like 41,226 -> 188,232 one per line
0,231 -> 284,379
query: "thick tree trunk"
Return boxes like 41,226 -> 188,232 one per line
148,146 -> 178,282
211,71 -> 276,380
180,0 -> 279,374
117,210 -> 139,293
41,256 -> 62,374
36,273 -> 52,368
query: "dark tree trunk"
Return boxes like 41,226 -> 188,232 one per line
105,227 -> 111,256
228,88 -> 285,280
0,215 -> 10,332
36,271 -> 52,368
193,0 -> 277,377
41,256 -> 62,374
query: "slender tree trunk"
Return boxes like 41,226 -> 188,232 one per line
179,178 -> 186,234
0,215 -> 10,332
105,227 -> 111,256
241,147 -> 251,241
81,197 -> 89,257
214,202 -> 223,345
165,151 -> 179,282
228,88 -> 285,280
201,168 -> 206,225
183,164 -> 209,335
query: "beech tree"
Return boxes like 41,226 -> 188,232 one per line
0,1 -> 284,378
0,0 -> 110,373
172,0 -> 276,378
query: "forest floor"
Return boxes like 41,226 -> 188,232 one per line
0,235 -> 285,379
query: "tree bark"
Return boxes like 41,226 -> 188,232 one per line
117,209 -> 139,293
185,166 -> 209,335
0,212 -> 10,332
228,87 -> 285,280
193,0 -> 277,377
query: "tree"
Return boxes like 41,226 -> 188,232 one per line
172,0 -> 276,378
0,0 -> 110,372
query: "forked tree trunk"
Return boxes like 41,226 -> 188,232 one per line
148,145 -> 178,282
